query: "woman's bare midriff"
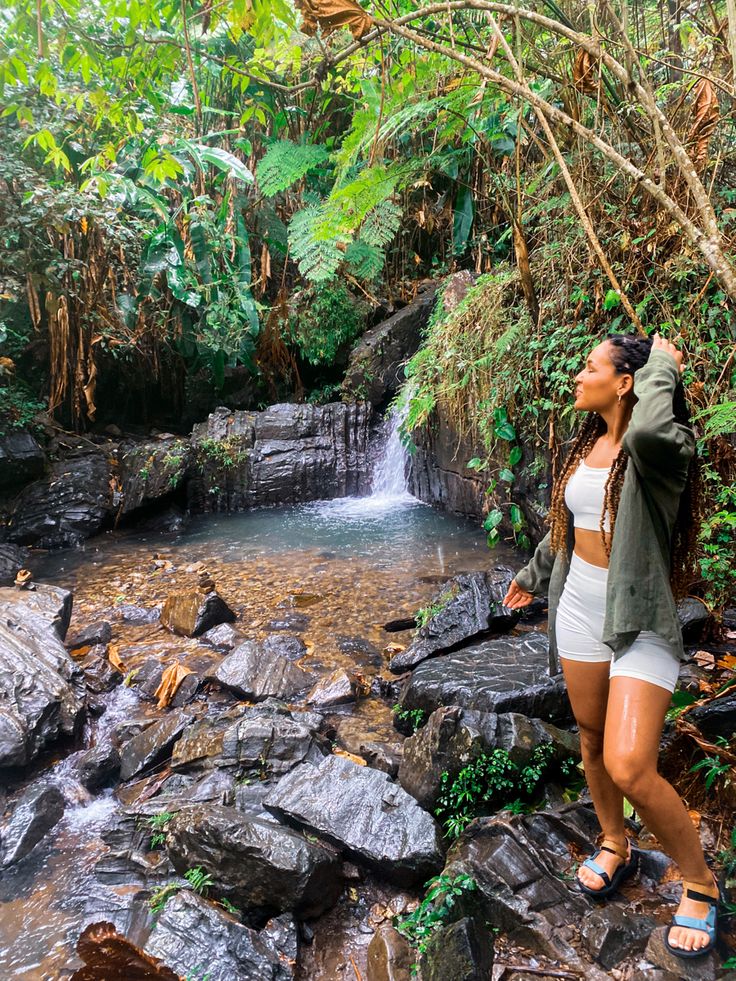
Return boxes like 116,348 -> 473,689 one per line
573,528 -> 611,568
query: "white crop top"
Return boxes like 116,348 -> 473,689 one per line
564,459 -> 612,532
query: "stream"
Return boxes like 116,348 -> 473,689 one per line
0,413 -> 519,979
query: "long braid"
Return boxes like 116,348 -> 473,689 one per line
549,414 -> 605,554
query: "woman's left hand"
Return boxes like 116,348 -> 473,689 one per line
652,333 -> 685,374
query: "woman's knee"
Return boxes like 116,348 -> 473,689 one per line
578,724 -> 605,760
603,749 -> 653,797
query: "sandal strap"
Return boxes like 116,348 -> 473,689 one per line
685,887 -> 719,905
581,856 -> 611,886
671,910 -> 716,935
599,837 -> 629,861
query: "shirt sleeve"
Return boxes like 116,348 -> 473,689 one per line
621,348 -> 695,481
514,529 -> 555,596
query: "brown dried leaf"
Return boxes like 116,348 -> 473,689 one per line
334,748 -> 367,766
154,660 -> 194,709
687,79 -> 719,170
694,649 -> 716,669
296,0 -> 373,39
108,645 -> 125,673
572,48 -> 600,96
71,921 -> 182,980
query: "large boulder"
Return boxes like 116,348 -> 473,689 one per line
160,589 -> 236,637
0,544 -> 35,586
265,755 -> 445,884
1,782 -> 65,867
389,569 -> 520,672
209,640 -> 314,701
398,706 -> 579,811
8,452 -> 113,548
398,633 -> 571,725
145,891 -> 296,981
186,402 -> 373,512
342,284 -> 438,407
0,430 -> 45,490
165,804 -> 342,918
0,585 -> 84,768
117,436 -> 191,516
419,916 -> 494,981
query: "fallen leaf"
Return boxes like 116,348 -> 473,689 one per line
108,645 -> 125,673
693,649 -> 715,669
154,661 -> 194,709
70,921 -> 181,980
333,748 -> 367,766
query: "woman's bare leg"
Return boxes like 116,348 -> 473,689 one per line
559,657 -> 629,890
603,677 -> 718,952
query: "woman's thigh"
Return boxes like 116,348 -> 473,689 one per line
559,657 -> 611,735
603,676 -> 672,774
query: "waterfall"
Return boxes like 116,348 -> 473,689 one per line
370,404 -> 412,500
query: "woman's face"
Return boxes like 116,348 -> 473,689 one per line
573,341 -> 630,413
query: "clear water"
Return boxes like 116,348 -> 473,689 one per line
0,416 -> 514,980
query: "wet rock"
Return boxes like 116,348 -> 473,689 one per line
1,782 -> 65,867
677,597 -> 710,643
367,923 -> 413,981
78,741 -> 121,790
117,437 -> 191,516
187,402 -> 373,511
112,604 -> 162,624
264,634 -> 308,661
145,891 -> 295,981
307,668 -> 363,707
129,657 -> 200,707
160,589 -> 236,637
687,690 -> 736,741
210,640 -> 314,701
389,569 -> 520,672
140,505 -> 189,535
262,912 -> 299,969
0,587 -> 84,767
265,755 -> 444,884
119,710 -> 193,781
172,704 -> 325,777
644,927 -> 718,979
200,622 -> 244,651
265,612 -> 311,633
0,430 -> 45,489
166,804 -> 342,918
580,905 -> 656,969
342,284 -> 437,407
399,633 -> 571,725
419,916 -> 494,981
0,581 -> 73,639
441,806 -> 618,979
8,452 -> 113,548
77,647 -> 122,695
0,544 -> 34,586
66,620 -> 112,650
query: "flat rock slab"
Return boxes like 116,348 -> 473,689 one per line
145,891 -> 295,981
209,640 -> 314,701
264,755 -> 444,884
119,711 -> 192,781
399,632 -> 570,724
166,804 -> 342,918
389,568 -> 519,673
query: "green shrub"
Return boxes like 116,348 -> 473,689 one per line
395,872 -> 477,966
290,284 -> 366,366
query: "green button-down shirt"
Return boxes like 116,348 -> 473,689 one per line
515,349 -> 694,672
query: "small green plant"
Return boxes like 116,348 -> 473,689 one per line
395,872 -> 477,967
149,881 -> 182,916
435,743 -> 577,838
392,703 -> 427,733
414,584 -> 460,631
218,897 -> 240,917
196,436 -> 248,472
185,866 -> 214,895
144,811 -> 175,849
698,480 -> 736,615
139,465 -> 151,481
717,824 -> 736,888
689,736 -> 734,793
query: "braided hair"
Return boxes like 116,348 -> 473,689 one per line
547,333 -> 701,600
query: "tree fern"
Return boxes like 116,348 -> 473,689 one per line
693,401 -> 736,439
256,140 -> 329,197
288,205 -> 344,283
345,240 -> 384,281
360,199 -> 402,248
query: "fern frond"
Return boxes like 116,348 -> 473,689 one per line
288,205 -> 343,283
256,140 -> 329,197
345,239 -> 385,280
692,400 -> 736,439
360,200 -> 402,247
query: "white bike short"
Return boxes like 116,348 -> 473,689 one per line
555,551 -> 680,693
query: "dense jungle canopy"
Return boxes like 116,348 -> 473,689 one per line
1,0 -> 735,606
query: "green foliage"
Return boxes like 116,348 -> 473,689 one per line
717,823 -> 736,888
698,478 -> 736,614
145,811 -> 176,850
290,284 -> 366,366
0,381 -> 45,435
195,436 -> 249,471
414,584 -> 460,630
395,872 -> 477,963
149,866 -> 214,916
256,141 -> 328,197
435,743 -> 577,839
392,703 -> 427,733
184,866 -> 214,895
688,736 -> 734,793
149,881 -> 182,917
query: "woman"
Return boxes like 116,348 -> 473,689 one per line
502,333 -> 720,959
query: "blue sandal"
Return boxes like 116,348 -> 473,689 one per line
664,878 -> 720,959
577,837 -> 636,898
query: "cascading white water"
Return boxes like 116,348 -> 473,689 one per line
370,403 -> 413,501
